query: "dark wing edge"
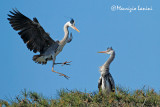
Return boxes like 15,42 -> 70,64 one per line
98,76 -> 102,91
7,9 -> 55,53
108,73 -> 115,92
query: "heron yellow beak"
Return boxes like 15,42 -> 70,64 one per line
97,51 -> 106,53
73,26 -> 80,32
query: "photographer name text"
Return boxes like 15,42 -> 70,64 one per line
111,5 -> 153,13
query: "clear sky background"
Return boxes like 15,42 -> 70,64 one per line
0,0 -> 160,99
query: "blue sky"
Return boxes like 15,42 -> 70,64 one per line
0,0 -> 160,98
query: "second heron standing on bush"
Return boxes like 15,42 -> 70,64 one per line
98,47 -> 115,94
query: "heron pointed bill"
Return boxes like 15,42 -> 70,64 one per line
73,26 -> 80,32
98,51 -> 107,53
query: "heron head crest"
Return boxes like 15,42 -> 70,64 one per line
107,47 -> 113,50
70,18 -> 75,24
68,18 -> 79,32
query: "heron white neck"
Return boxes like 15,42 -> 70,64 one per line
60,22 -> 69,44
103,52 -> 115,68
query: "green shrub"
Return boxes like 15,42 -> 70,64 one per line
1,86 -> 160,107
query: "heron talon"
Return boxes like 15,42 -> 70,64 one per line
61,61 -> 72,66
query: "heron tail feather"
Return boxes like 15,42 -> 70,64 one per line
33,55 -> 47,65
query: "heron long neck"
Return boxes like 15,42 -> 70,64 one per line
103,52 -> 115,69
60,23 -> 69,45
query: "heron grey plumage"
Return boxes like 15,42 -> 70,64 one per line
98,47 -> 115,94
7,9 -> 80,76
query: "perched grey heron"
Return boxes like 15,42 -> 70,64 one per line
98,47 -> 115,94
7,9 -> 80,79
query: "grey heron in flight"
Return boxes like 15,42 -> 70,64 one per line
98,47 -> 115,94
7,9 -> 80,79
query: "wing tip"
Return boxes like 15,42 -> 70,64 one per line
8,8 -> 21,16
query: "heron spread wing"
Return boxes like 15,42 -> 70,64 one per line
7,9 -> 55,53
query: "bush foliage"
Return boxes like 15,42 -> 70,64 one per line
1,86 -> 160,107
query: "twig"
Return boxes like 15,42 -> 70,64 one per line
52,68 -> 70,79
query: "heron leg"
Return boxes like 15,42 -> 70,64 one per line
51,57 -> 70,79
51,61 -> 70,79
51,68 -> 70,79
52,58 -> 56,71
54,61 -> 72,66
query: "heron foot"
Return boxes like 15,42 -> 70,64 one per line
61,61 -> 72,66
51,67 -> 70,79
54,61 -> 72,66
